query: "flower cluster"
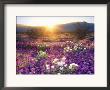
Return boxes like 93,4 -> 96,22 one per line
16,38 -> 94,74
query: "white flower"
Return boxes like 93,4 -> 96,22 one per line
64,64 -> 67,67
71,63 -> 78,67
67,46 -> 70,50
57,61 -> 65,66
70,49 -> 72,51
53,58 -> 59,63
54,58 -> 59,61
84,48 -> 86,50
46,64 -> 50,70
51,65 -> 55,69
66,41 -> 69,43
80,43 -> 82,45
62,56 -> 66,60
64,46 -> 73,52
66,49 -> 69,52
74,46 -> 78,50
69,63 -> 78,69
60,67 -> 64,70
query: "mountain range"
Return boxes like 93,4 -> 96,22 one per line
16,22 -> 94,33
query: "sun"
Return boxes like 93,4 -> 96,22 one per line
47,25 -> 55,29
46,25 -> 56,32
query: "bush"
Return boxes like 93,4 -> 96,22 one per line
74,29 -> 89,40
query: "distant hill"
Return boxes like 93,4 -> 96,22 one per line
57,22 -> 94,32
16,24 -> 30,32
16,22 -> 94,33
16,24 -> 44,33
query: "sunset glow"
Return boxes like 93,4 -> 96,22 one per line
46,25 -> 56,32
17,16 -> 94,27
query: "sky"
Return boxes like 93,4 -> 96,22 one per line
17,16 -> 94,27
